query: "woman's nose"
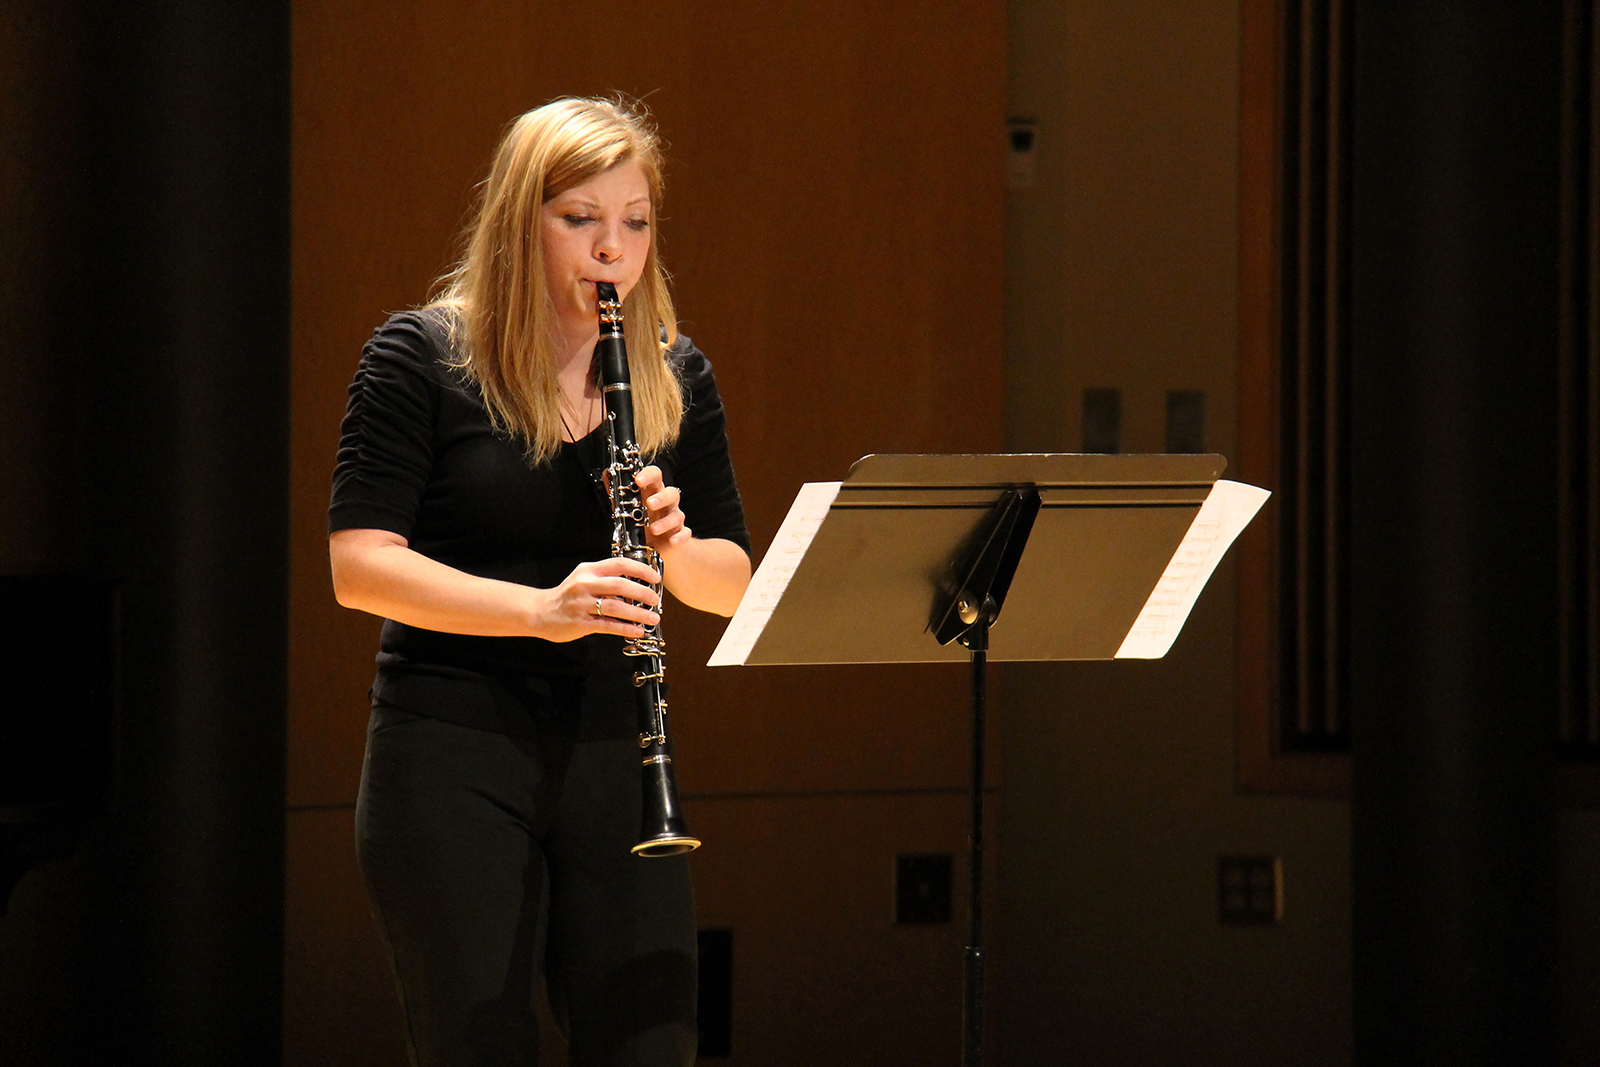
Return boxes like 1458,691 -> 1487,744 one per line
595,225 -> 623,263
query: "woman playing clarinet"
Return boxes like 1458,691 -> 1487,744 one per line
328,96 -> 752,1067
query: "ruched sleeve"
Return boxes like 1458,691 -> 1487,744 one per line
667,338 -> 751,555
328,312 -> 442,537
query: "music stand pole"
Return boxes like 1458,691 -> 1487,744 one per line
930,486 -> 1040,1067
963,606 -> 991,1067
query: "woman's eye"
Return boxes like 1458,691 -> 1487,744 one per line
563,214 -> 594,226
626,218 -> 650,232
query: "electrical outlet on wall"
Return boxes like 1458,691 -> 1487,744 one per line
1218,855 -> 1282,924
1082,388 -> 1121,454
1166,389 -> 1206,453
1007,119 -> 1037,189
896,853 -> 954,924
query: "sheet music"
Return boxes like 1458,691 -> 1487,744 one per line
1115,479 -> 1271,660
708,480 -> 843,667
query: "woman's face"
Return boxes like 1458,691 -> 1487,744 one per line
540,160 -> 653,335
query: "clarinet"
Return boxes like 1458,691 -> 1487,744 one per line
594,281 -> 701,857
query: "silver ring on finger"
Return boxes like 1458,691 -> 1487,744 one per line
594,597 -> 605,618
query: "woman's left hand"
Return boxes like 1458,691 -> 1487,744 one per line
636,465 -> 692,555
631,465 -> 752,616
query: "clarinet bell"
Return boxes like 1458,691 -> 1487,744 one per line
634,753 -> 700,857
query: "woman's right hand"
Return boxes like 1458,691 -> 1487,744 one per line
536,557 -> 662,643
330,528 -> 660,642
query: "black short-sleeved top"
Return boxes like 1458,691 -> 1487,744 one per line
330,309 -> 749,740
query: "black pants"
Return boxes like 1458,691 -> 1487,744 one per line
355,706 -> 698,1067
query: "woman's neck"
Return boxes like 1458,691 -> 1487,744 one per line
552,320 -> 601,406
551,312 -> 598,370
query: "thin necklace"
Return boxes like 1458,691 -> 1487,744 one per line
559,389 -> 597,442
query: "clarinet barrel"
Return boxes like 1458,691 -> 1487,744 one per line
594,281 -> 700,857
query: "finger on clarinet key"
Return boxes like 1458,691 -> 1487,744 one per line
618,557 -> 660,584
607,579 -> 659,608
617,602 -> 659,628
603,579 -> 660,610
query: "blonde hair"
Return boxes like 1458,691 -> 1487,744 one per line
431,96 -> 682,464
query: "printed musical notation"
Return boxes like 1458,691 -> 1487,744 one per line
708,481 -> 843,667
1115,479 -> 1270,659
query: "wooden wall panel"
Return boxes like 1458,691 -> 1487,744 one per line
648,791 -> 994,1067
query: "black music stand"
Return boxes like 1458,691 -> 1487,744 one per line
709,453 -> 1267,1067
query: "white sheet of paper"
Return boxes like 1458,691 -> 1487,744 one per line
1114,478 -> 1270,659
708,480 -> 843,667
